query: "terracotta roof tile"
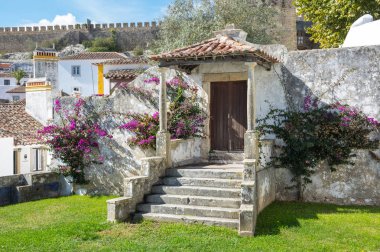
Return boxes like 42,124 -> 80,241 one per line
0,63 -> 12,68
104,69 -> 141,80
0,102 -> 43,145
150,35 -> 279,64
6,85 -> 26,93
0,73 -> 13,78
96,57 -> 150,65
60,52 -> 127,60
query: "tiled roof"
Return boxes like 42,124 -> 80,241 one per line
0,63 -> 12,68
0,73 -> 13,78
60,52 -> 127,60
104,69 -> 141,80
95,57 -> 150,65
150,35 -> 279,63
0,102 -> 43,145
6,85 -> 26,93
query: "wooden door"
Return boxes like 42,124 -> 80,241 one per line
210,81 -> 247,151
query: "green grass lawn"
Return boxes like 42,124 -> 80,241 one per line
0,196 -> 379,252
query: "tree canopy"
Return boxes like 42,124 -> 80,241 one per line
295,0 -> 380,48
153,0 -> 279,53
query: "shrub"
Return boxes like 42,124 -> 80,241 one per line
38,99 -> 112,184
258,96 -> 379,197
120,73 -> 206,148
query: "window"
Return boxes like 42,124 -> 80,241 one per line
12,96 -> 20,101
71,65 -> 81,76
72,87 -> 81,93
4,79 -> 10,85
297,36 -> 304,45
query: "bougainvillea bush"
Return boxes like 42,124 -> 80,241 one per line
38,99 -> 112,184
258,95 -> 379,197
120,72 -> 206,149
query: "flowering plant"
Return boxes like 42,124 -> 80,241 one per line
258,95 -> 379,198
38,98 -> 112,184
120,73 -> 206,149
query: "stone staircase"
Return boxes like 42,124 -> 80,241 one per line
133,164 -> 243,228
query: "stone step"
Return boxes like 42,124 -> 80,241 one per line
160,177 -> 242,189
137,203 -> 240,219
134,213 -> 239,229
145,194 -> 241,208
151,185 -> 241,198
209,152 -> 244,164
165,167 -> 243,180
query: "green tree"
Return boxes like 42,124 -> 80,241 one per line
153,0 -> 279,53
12,69 -> 26,85
295,0 -> 380,48
87,29 -> 120,52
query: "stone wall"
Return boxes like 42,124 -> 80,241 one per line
0,172 -> 66,206
0,22 -> 159,53
271,45 -> 380,206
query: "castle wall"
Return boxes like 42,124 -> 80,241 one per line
0,22 -> 159,53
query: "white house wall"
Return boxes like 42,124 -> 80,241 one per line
0,138 -> 14,177
58,59 -> 104,97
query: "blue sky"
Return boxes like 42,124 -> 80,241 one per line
0,0 -> 172,27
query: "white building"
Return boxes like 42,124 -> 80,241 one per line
0,101 -> 49,176
58,52 -> 128,96
343,14 -> 380,48
0,73 -> 28,102
97,57 -> 150,95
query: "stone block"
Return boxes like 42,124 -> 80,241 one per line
116,23 -> 122,28
0,27 -> 4,32
239,204 -> 256,236
107,197 -> 132,222
102,24 -> 108,28
109,23 -> 115,28
137,22 -> 143,28
11,27 -> 18,32
19,27 -> 25,32
151,22 -> 157,27
244,131 -> 258,160
130,22 -> 136,28
123,23 -> 129,28
144,22 -> 150,27
156,131 -> 172,168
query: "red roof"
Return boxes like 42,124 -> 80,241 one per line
6,85 -> 26,93
104,69 -> 141,80
60,52 -> 127,60
0,102 -> 43,145
0,63 -> 12,68
96,57 -> 150,65
150,35 -> 279,64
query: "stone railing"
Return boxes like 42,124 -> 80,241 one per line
107,156 -> 165,222
0,21 -> 160,33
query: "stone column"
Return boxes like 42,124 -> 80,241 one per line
239,62 -> 259,236
156,67 -> 172,168
244,62 -> 258,160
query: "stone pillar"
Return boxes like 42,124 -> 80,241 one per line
239,62 -> 259,236
239,159 -> 257,236
244,62 -> 258,160
156,67 -> 171,168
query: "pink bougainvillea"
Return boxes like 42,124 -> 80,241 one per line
39,98 -> 112,184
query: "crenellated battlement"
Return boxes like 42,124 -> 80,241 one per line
0,21 -> 160,33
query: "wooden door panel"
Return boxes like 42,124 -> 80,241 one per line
210,81 -> 247,151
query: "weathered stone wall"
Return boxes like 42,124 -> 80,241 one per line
272,45 -> 380,206
0,172 -> 65,206
0,23 -> 159,53
170,138 -> 203,167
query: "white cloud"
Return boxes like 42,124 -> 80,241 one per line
24,13 -> 77,26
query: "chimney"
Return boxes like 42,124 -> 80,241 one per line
214,24 -> 248,41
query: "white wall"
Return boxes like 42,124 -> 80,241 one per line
26,90 -> 53,125
0,138 -> 14,176
58,59 -> 105,97
0,77 -> 28,101
19,147 -> 31,174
